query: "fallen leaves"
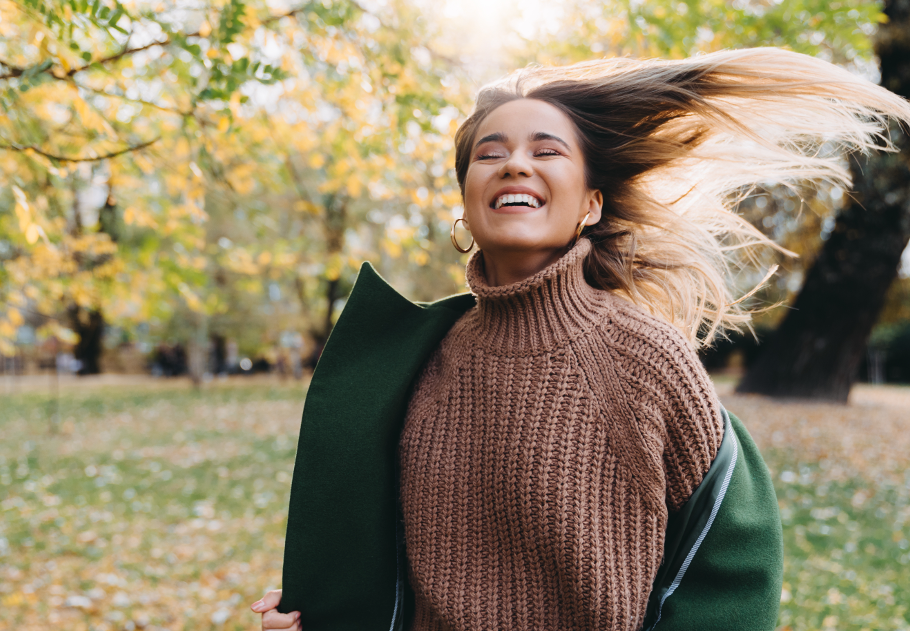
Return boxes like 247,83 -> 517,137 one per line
0,383 -> 305,631
718,381 -> 910,631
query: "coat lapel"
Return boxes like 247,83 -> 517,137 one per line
279,262 -> 474,631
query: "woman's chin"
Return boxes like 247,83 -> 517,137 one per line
476,233 -> 569,254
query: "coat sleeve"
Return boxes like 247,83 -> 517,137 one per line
642,410 -> 784,631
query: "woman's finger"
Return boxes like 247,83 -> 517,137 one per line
262,609 -> 300,630
251,589 -> 283,613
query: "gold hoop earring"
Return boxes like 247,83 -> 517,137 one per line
573,211 -> 592,246
450,217 -> 475,253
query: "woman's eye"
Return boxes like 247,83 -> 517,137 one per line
536,149 -> 560,157
476,153 -> 502,160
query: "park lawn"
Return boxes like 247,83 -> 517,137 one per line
1,378 -> 908,631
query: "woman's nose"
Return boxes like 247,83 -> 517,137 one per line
498,150 -> 534,178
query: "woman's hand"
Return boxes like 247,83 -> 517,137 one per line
251,589 -> 300,630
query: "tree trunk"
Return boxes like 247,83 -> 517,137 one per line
737,0 -> 910,402
321,194 -> 347,342
68,306 -> 105,375
324,277 -> 340,340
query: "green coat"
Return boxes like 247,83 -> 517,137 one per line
278,262 -> 784,631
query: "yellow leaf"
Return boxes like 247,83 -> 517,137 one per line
25,224 -> 40,244
308,154 -> 325,169
383,240 -> 402,259
134,153 -> 155,174
243,11 -> 261,29
257,251 -> 272,266
346,174 -> 362,197
199,20 -> 212,37
294,200 -> 319,214
7,309 -> 23,327
73,97 -> 112,135
218,116 -> 231,133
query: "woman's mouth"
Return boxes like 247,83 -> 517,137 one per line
492,193 -> 543,209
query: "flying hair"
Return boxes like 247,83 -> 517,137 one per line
453,47 -> 910,347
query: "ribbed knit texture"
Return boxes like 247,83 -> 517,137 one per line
398,238 -> 725,631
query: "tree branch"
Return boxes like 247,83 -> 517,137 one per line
77,83 -> 193,117
1,7 -> 307,82
1,136 -> 160,163
65,37 -> 175,77
0,58 -> 27,80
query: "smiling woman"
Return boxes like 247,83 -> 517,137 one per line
460,99 -> 604,285
256,47 -> 910,631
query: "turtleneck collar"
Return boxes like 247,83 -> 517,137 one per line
460,238 -> 613,354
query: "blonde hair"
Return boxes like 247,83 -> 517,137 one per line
453,48 -> 910,347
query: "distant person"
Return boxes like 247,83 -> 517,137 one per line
151,342 -> 188,377
252,49 -> 910,631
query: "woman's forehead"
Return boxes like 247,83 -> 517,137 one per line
476,99 -> 578,144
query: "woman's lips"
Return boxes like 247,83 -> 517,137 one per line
490,202 -> 545,214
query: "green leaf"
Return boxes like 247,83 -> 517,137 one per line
107,7 -> 123,27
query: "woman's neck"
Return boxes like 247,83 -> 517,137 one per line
462,237 -> 609,354
479,246 -> 568,287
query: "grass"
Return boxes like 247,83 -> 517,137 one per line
1,377 -> 908,630
0,379 -> 306,631
721,383 -> 910,631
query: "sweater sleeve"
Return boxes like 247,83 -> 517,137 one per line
606,302 -> 725,511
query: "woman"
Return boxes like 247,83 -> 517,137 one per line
252,48 -> 910,631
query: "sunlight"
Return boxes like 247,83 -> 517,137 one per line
418,0 -> 566,83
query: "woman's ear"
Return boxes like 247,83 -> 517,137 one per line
585,189 -> 604,225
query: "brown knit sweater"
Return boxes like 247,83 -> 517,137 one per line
399,237 -> 724,631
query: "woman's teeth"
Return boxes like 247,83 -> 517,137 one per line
494,193 -> 541,209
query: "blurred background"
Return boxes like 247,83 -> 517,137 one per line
1,0 -> 908,630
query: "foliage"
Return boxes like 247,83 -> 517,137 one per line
0,0 -> 471,358
518,0 -> 884,66
1,0 -> 902,359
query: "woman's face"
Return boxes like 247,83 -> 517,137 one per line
462,98 -> 603,256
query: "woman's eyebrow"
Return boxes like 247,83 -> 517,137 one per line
474,132 -> 507,150
531,131 -> 570,150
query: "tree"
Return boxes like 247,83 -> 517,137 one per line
737,0 -> 910,401
0,0 -> 288,366
3,0 -> 896,377
0,0 -> 471,368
